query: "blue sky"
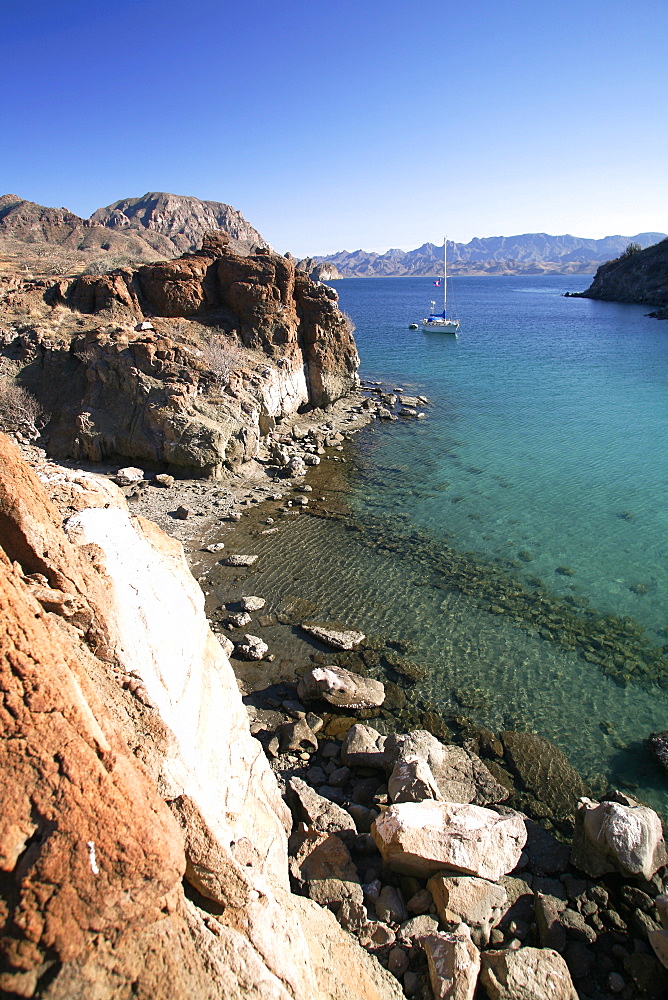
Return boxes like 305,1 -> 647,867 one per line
2,0 -> 666,256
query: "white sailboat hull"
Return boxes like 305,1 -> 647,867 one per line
422,317 -> 460,334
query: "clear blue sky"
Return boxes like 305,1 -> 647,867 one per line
2,0 -> 666,256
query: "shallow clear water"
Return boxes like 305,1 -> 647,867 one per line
336,275 -> 668,643
213,275 -> 668,816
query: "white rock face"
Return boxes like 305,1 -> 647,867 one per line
257,363 -> 310,420
571,796 -> 667,880
422,928 -> 480,1000
372,800 -> 527,879
64,505 -> 290,882
481,946 -> 578,1000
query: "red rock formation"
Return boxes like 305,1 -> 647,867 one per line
0,437 -> 403,999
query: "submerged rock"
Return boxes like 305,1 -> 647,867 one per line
500,731 -> 589,821
301,623 -> 366,650
222,554 -> 258,567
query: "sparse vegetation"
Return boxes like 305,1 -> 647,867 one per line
342,311 -> 356,336
82,256 -> 133,275
0,379 -> 44,439
200,330 -> 244,388
622,242 -> 642,257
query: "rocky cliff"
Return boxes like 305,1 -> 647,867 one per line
0,234 -> 359,475
576,238 -> 668,316
0,434 -> 402,999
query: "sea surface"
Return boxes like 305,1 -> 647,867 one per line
219,275 -> 668,815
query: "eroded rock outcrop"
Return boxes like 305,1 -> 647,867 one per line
0,436 -> 401,1000
2,236 -> 359,475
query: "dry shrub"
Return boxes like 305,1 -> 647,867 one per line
200,331 -> 244,388
0,380 -> 44,439
341,311 -> 356,336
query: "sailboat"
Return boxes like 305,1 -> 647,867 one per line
421,238 -> 460,334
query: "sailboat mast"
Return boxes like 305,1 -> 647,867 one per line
443,238 -> 447,315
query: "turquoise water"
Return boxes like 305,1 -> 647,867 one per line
334,276 -> 668,643
214,275 -> 668,815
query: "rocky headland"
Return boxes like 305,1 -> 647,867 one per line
571,239 -> 668,318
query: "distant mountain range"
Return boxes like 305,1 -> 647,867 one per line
308,233 -> 667,277
1,192 -> 665,282
0,192 -> 268,276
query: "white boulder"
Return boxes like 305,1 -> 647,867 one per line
297,665 -> 384,710
371,800 -> 527,879
571,795 -> 667,880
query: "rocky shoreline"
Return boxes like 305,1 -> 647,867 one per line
5,392 -> 668,998
43,386 -> 668,1000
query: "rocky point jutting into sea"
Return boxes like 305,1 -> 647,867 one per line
2,204 -> 668,1000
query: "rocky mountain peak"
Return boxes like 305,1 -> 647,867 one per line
90,191 -> 270,254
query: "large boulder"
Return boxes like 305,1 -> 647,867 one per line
386,731 -> 508,806
388,755 -> 443,804
422,927 -> 480,1000
298,665 -> 385,710
371,800 -> 527,879
571,794 -> 667,880
427,875 -> 508,947
480,946 -> 578,1000
342,724 -> 392,769
287,776 -> 357,841
288,827 -> 363,908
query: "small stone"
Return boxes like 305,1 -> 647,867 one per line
239,596 -> 266,612
204,542 -> 225,552
388,946 -> 409,978
607,972 -> 625,993
227,612 -> 252,628
221,554 -> 258,567
175,506 -> 190,520
375,885 -> 407,924
234,634 -> 268,660
305,712 -> 324,734
116,466 -> 144,486
403,971 -> 420,997
407,889 -> 433,915
154,473 -> 174,488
